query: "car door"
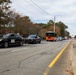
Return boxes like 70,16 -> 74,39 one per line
15,34 -> 22,45
9,34 -> 16,45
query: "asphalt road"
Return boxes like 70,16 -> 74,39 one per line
0,40 -> 72,75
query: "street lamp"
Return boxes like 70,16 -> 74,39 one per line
54,16 -> 56,32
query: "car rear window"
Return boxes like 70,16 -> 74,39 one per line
28,35 -> 36,38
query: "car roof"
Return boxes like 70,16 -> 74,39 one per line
29,34 -> 37,36
0,33 -> 18,37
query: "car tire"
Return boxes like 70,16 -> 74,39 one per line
4,42 -> 8,48
39,41 -> 41,43
19,41 -> 23,46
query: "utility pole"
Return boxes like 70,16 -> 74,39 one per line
54,16 -> 56,32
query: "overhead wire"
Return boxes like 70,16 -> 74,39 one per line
21,0 -> 49,22
23,0 -> 45,18
30,0 -> 52,16
24,0 -> 49,15
11,0 -> 52,23
23,0 -> 52,22
11,1 -> 43,19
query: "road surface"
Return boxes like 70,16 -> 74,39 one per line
0,40 -> 72,75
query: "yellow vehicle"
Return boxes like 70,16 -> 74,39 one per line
46,31 -> 57,41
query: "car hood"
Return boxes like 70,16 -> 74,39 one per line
0,36 -> 3,39
0,37 -> 4,41
26,38 -> 34,40
0,37 -> 2,39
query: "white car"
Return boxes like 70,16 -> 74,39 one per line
56,36 -> 63,41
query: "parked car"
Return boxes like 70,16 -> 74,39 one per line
56,36 -> 63,41
25,34 -> 41,44
0,33 -> 24,48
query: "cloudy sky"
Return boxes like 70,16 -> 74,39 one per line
10,0 -> 76,36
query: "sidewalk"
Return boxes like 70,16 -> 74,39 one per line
72,39 -> 76,75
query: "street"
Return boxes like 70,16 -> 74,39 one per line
0,40 -> 72,75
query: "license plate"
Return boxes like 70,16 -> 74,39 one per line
11,39 -> 15,43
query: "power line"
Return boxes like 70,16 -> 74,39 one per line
11,0 -> 53,23
23,0 -> 44,17
23,0 -> 53,22
11,2 -> 46,21
24,0 -> 48,15
23,0 -> 52,21
30,0 -> 51,16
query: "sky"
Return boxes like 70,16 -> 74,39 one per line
10,0 -> 76,36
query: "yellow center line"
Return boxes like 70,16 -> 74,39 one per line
43,40 -> 72,75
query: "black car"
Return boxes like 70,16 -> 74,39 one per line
25,34 -> 41,44
0,33 -> 24,48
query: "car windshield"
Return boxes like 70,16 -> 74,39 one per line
3,34 -> 10,38
27,35 -> 36,39
46,33 -> 57,37
0,34 -> 9,38
0,34 -> 3,38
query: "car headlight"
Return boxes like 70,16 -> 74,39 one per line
0,39 -> 2,41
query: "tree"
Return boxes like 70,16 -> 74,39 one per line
47,20 -> 54,25
36,20 -> 69,38
56,21 -> 68,37
0,0 -> 11,33
74,35 -> 76,39
14,16 -> 40,37
0,0 -> 11,25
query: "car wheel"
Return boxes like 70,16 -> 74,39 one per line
19,41 -> 23,46
39,41 -> 41,43
4,42 -> 8,48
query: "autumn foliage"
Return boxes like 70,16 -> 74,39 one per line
0,0 -> 70,38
